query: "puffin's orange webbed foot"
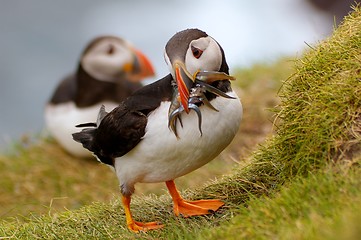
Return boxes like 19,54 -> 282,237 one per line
127,221 -> 164,233
166,180 -> 224,217
173,198 -> 224,217
122,195 -> 164,233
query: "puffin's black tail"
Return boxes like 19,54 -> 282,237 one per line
72,105 -> 108,153
72,128 -> 96,152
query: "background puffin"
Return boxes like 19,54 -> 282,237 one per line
73,29 -> 242,232
45,36 -> 155,157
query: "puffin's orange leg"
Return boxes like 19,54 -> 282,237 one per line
122,195 -> 164,232
165,180 -> 224,217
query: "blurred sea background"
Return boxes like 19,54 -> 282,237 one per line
0,0 -> 355,150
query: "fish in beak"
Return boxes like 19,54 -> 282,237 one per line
168,63 -> 236,138
195,71 -> 236,83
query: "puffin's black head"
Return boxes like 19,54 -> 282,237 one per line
80,36 -> 155,83
164,29 -> 232,113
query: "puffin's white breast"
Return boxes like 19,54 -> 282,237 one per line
44,101 -> 119,157
114,91 -> 242,186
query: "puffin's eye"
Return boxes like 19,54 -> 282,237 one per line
191,46 -> 203,59
107,45 -> 115,55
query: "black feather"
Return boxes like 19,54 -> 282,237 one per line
72,75 -> 173,166
72,128 -> 96,152
96,104 -> 108,126
75,122 -> 97,128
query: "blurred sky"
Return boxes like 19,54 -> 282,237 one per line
0,0 -> 343,149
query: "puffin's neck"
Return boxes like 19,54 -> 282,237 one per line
74,65 -> 140,108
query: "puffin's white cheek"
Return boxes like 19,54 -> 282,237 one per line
81,53 -> 131,82
201,40 -> 222,71
204,52 -> 222,71
99,59 -> 121,74
185,49 -> 199,75
185,41 -> 222,74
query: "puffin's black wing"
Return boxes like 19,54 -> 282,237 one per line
49,74 -> 77,104
73,74 -> 174,166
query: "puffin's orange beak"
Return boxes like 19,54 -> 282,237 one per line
173,61 -> 195,113
125,48 -> 155,82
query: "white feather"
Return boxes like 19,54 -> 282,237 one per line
114,91 -> 242,193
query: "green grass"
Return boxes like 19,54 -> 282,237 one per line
0,138 -> 120,220
196,164 -> 361,240
1,5 -> 361,239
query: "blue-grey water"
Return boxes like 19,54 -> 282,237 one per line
0,0 -> 333,149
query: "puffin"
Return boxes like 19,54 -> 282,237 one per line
73,29 -> 242,232
45,36 -> 155,157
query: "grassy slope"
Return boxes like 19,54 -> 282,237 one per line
198,166 -> 361,240
1,5 -> 361,239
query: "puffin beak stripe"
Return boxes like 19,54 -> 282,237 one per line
127,48 -> 155,82
175,64 -> 190,113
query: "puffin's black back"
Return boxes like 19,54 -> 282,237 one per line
49,74 -> 77,104
72,74 -> 174,166
74,65 -> 142,107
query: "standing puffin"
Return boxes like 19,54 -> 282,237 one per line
73,29 -> 242,232
45,36 -> 155,157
